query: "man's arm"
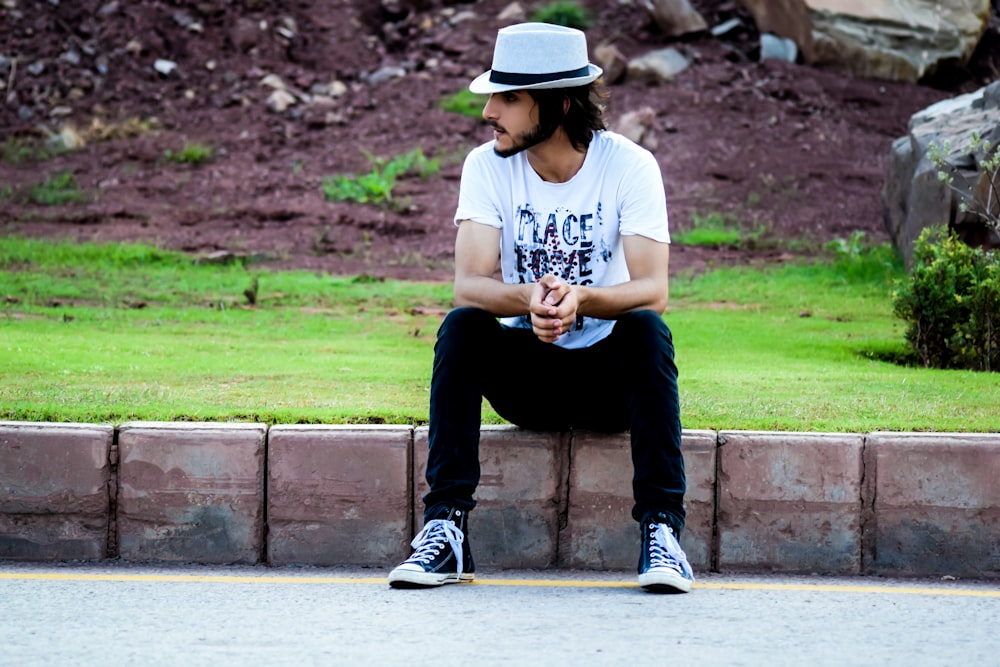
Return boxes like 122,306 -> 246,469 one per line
579,234 -> 671,317
453,219 -> 533,316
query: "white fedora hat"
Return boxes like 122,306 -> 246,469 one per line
469,22 -> 603,94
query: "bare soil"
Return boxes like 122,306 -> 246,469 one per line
2,0 -> 998,281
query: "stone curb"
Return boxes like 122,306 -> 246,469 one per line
1,422 -> 997,578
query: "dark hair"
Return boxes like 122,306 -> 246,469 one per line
528,80 -> 608,152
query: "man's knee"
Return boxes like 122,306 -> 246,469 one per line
439,307 -> 496,339
436,307 -> 502,359
617,310 -> 673,344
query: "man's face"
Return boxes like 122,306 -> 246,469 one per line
483,91 -> 556,158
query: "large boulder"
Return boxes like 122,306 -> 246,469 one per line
738,0 -> 993,82
883,81 -> 1000,268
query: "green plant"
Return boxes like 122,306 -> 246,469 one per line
29,171 -> 88,205
440,89 -> 487,119
673,212 -> 758,248
531,1 -> 592,29
825,232 -> 902,283
164,142 -> 214,165
892,226 -> 1000,371
827,230 -> 868,262
928,132 -> 1000,235
3,136 -> 53,163
322,148 -> 440,208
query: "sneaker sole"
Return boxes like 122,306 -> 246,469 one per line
638,572 -> 693,594
388,570 -> 474,589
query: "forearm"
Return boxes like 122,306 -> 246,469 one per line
454,274 -> 534,317
576,276 -> 669,319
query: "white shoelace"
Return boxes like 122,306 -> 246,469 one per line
408,519 -> 464,574
647,523 -> 695,581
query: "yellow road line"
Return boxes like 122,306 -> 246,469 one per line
0,571 -> 998,597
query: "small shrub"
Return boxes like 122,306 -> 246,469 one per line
29,171 -> 88,206
322,148 -> 439,208
165,142 -> 213,165
531,1 -> 592,29
892,226 -> 1000,371
440,89 -> 487,119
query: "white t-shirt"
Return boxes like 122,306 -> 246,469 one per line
454,130 -> 670,349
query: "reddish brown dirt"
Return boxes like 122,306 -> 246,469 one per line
2,1 -> 998,281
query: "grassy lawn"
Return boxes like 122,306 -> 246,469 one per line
1,237 -> 997,432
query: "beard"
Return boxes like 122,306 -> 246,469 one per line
492,120 -> 558,158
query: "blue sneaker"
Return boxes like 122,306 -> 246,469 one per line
388,508 -> 474,588
637,516 -> 694,593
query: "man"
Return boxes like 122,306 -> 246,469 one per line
388,22 -> 693,593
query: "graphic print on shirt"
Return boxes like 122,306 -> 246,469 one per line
512,202 -> 613,286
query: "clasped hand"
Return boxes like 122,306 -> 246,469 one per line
529,274 -> 577,343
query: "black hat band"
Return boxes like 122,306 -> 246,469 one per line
488,65 -> 593,86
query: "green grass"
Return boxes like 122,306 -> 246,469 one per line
1,237 -> 997,431
28,171 -> 88,205
440,89 -> 487,119
531,1 -> 592,29
3,136 -> 54,163
322,148 -> 440,208
164,141 -> 214,165
673,211 -> 762,248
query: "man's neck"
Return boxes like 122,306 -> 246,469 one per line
526,130 -> 587,183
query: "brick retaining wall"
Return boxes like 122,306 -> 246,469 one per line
1,421 -> 997,578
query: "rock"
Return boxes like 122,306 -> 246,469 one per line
329,80 -> 348,97
309,94 -> 336,108
738,0 -> 992,83
626,48 -> 690,83
711,17 -> 743,37
172,10 -> 196,29
613,106 -> 658,150
45,125 -> 85,152
365,65 -> 406,85
153,59 -> 177,77
497,2 -> 525,21
594,42 -> 628,85
759,33 -> 798,62
266,88 -> 297,113
449,10 -> 476,25
259,73 -> 287,90
645,0 -> 708,38
882,81 -> 1000,268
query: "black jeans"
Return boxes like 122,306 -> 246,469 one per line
423,307 -> 686,533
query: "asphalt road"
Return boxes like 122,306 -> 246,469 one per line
1,562 -> 997,667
